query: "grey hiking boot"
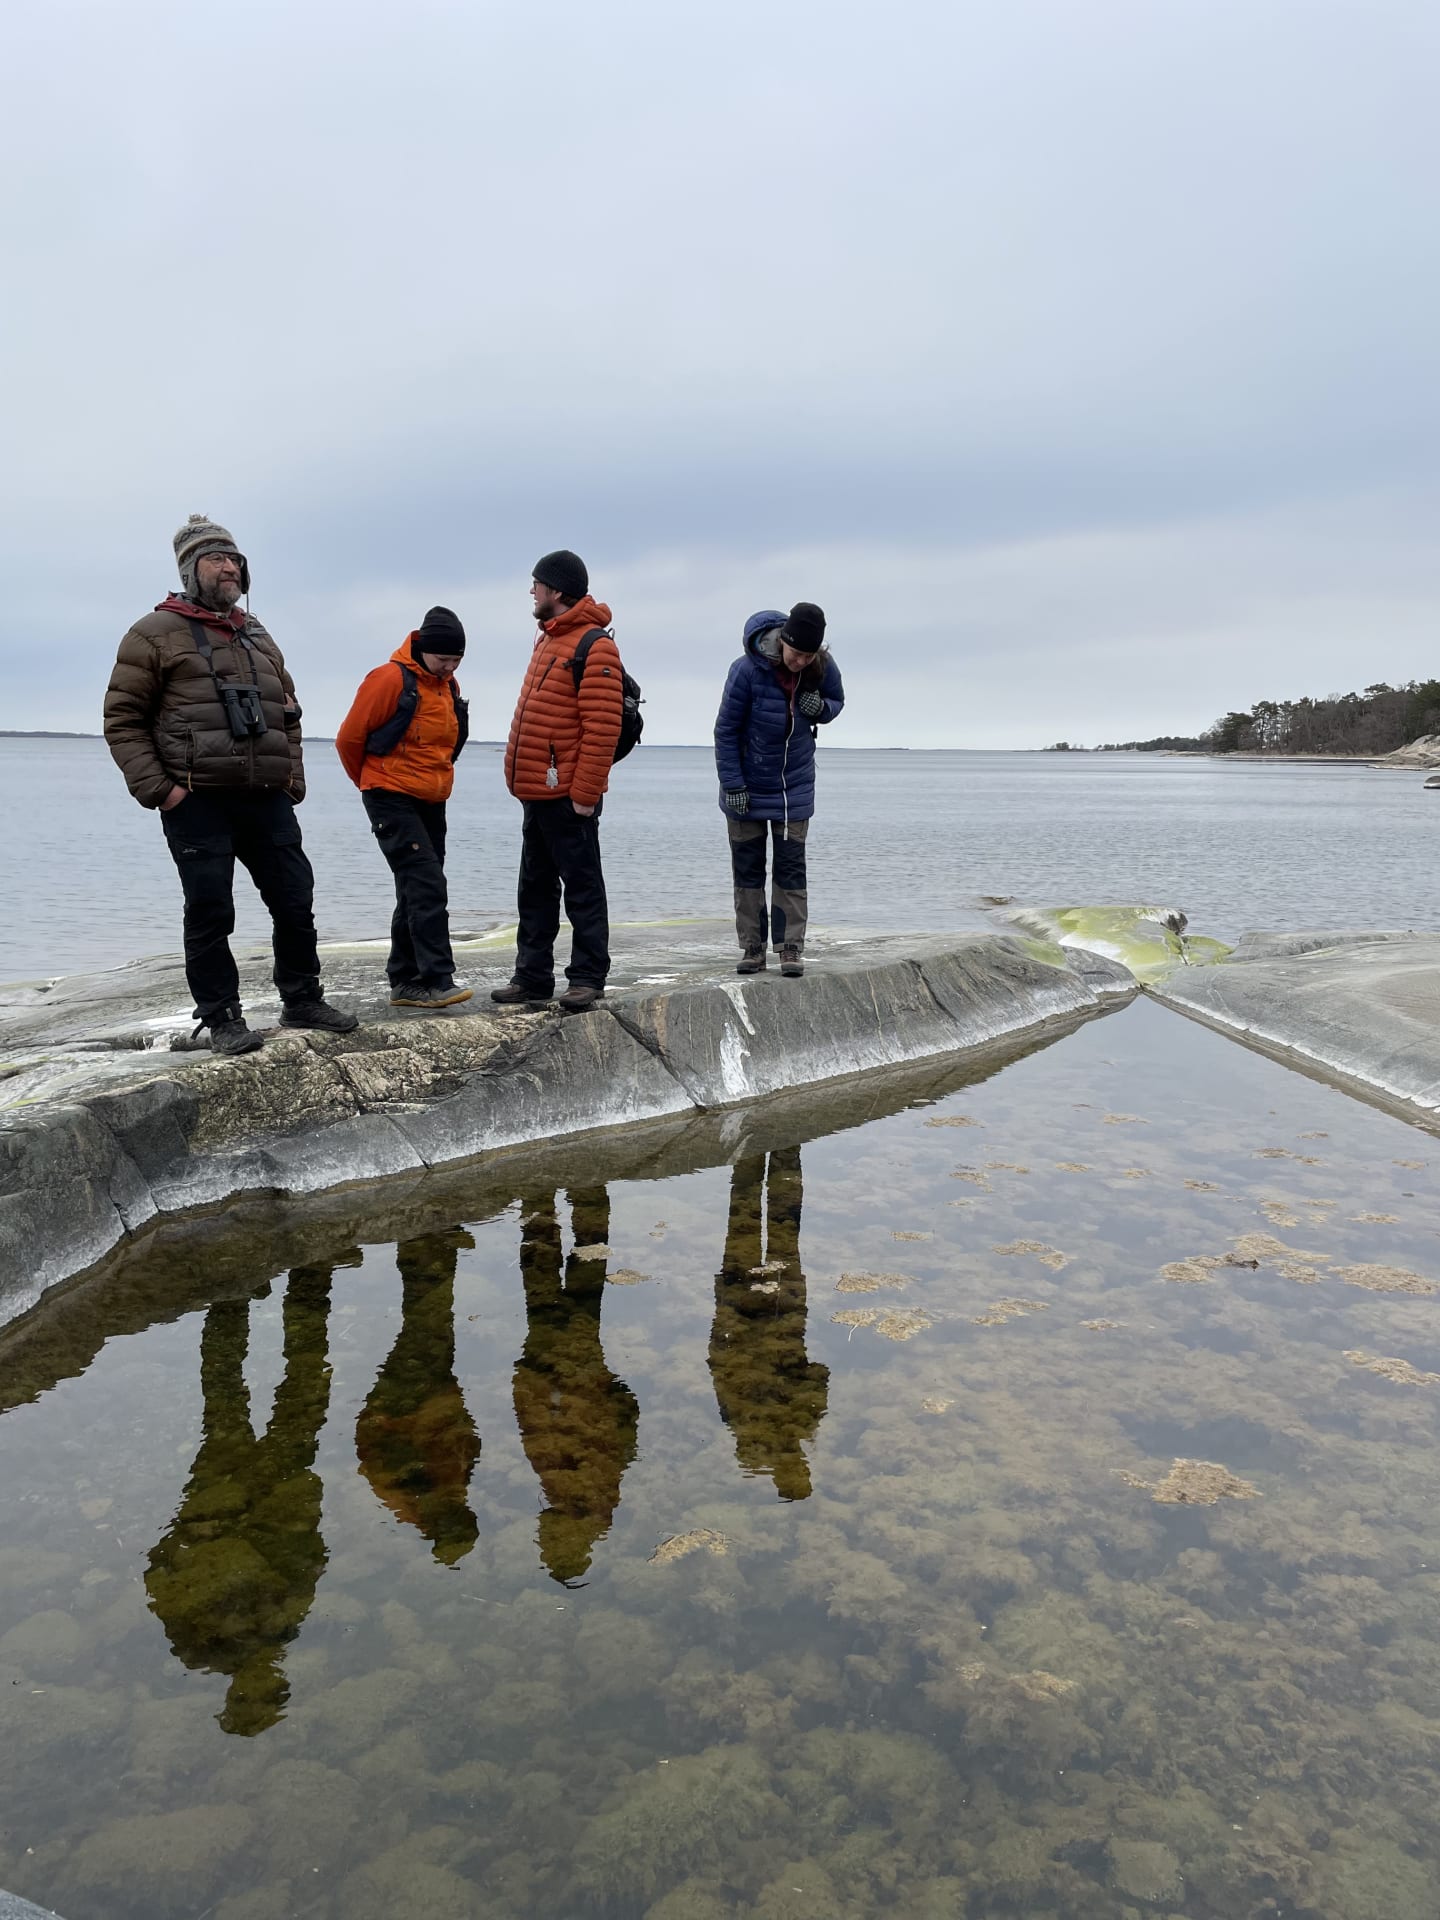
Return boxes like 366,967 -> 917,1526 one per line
556,983 -> 605,1013
737,948 -> 767,975
280,997 -> 360,1034
206,1014 -> 264,1056
779,945 -> 805,978
390,982 -> 474,1009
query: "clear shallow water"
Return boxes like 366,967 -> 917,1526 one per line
3,738 -> 1439,978
2,1002 -> 1440,1917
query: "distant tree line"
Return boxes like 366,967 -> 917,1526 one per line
1095,679 -> 1440,756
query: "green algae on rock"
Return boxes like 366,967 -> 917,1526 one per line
993,904 -> 1231,984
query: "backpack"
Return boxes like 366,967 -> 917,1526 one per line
570,627 -> 643,763
365,664 -> 469,761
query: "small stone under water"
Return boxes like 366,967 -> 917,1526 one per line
835,1272 -> 909,1293
1337,1262 -> 1436,1294
992,1240 -> 1068,1270
1150,1458 -> 1261,1505
649,1529 -> 730,1564
831,1306 -> 932,1341
972,1297 -> 1049,1326
1344,1350 -> 1440,1386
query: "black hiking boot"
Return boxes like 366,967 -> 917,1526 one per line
556,983 -> 605,1013
280,997 -> 360,1034
779,945 -> 805,978
736,948 -> 767,975
491,979 -> 554,1007
390,982 -> 474,1009
205,1014 -> 264,1057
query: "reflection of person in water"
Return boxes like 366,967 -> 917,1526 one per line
145,1262 -> 334,1736
511,1188 -> 638,1585
355,1227 -> 480,1567
709,1146 -> 829,1500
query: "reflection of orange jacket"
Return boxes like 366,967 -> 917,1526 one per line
336,636 -> 462,804
503,596 -> 622,808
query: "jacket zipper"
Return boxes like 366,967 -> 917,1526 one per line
509,648 -> 555,787
781,689 -> 795,839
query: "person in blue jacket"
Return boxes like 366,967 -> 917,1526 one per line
713,601 -> 844,978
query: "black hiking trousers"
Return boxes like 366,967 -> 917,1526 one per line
160,788 -> 320,1023
362,789 -> 455,989
514,797 -> 609,993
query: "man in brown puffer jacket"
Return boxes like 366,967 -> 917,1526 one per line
103,515 -> 358,1054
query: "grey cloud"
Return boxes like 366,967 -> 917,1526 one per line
3,0 -> 1438,745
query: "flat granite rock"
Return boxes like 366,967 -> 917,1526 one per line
1153,929 -> 1440,1123
0,919 -> 1135,1316
0,1887 -> 67,1918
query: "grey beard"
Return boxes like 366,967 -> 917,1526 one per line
198,579 -> 242,611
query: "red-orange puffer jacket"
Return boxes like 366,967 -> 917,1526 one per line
336,636 -> 462,804
503,596 -> 622,807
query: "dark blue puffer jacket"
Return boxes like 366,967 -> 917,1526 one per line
714,616 -> 845,823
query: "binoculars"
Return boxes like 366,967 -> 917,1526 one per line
219,683 -> 269,740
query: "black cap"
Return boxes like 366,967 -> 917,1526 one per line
418,606 -> 466,657
532,549 -> 589,601
780,601 -> 826,655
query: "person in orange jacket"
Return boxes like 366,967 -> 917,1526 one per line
336,607 -> 472,1009
492,551 -> 623,1013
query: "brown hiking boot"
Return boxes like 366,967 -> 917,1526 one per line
556,983 -> 605,1013
491,979 -> 553,1007
736,948 -> 767,975
779,945 -> 805,977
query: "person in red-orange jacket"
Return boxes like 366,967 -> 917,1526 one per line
336,607 -> 472,1009
492,551 -> 622,1013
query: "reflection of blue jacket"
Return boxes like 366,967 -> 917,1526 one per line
714,620 -> 845,824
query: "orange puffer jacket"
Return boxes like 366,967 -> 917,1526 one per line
336,636 -> 462,804
503,596 -> 622,807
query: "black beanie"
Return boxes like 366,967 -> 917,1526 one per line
532,549 -> 589,601
417,606 -> 466,657
780,601 -> 826,655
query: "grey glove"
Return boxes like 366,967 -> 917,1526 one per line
797,689 -> 825,720
724,788 -> 750,816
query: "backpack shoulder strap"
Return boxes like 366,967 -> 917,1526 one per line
569,627 -> 612,692
364,662 -> 419,757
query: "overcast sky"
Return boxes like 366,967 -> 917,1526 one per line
4,0 -> 1437,747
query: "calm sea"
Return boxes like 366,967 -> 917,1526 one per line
2,737 -> 1437,979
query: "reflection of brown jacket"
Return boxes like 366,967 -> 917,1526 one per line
103,594 -> 305,808
144,1265 -> 333,1737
